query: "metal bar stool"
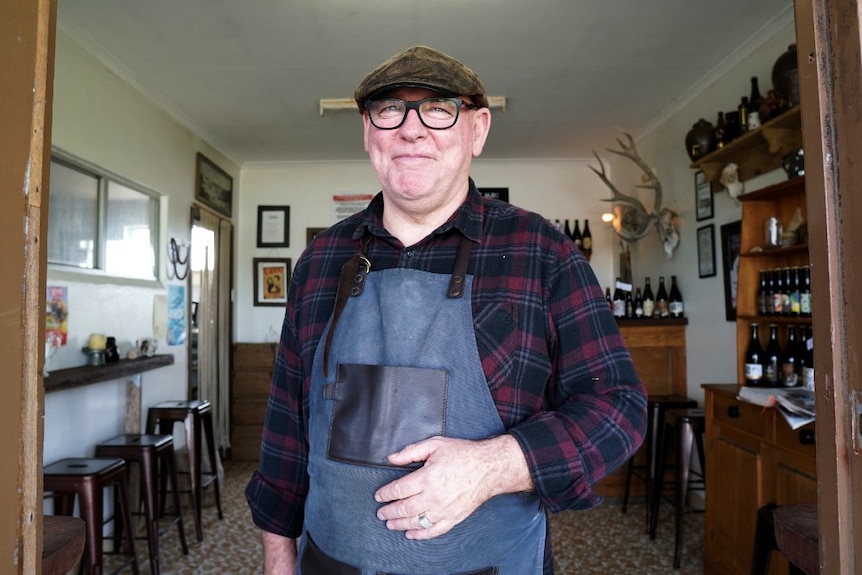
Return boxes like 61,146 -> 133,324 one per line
146,400 -> 223,542
654,407 -> 706,568
95,434 -> 189,575
43,457 -> 140,575
621,394 -> 697,535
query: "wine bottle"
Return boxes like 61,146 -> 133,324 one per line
789,266 -> 801,316
669,275 -> 684,318
801,326 -> 815,391
612,278 -> 626,318
763,323 -> 782,386
715,111 -> 726,148
749,76 -> 763,117
554,219 -> 562,232
738,96 -> 750,132
758,270 -> 768,316
605,287 -> 613,312
772,268 -> 784,316
744,323 -> 765,386
780,325 -> 800,387
642,277 -> 655,318
800,266 -> 812,317
625,290 -> 634,319
781,268 -> 792,317
564,219 -> 573,240
581,219 -> 592,261
634,287 -> 644,319
655,276 -> 669,318
572,219 -> 583,249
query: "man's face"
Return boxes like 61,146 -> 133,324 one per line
363,87 -> 491,219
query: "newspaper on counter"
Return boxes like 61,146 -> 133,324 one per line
737,386 -> 815,430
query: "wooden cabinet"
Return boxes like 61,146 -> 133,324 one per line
703,384 -> 816,575
734,176 -> 810,383
230,343 -> 276,461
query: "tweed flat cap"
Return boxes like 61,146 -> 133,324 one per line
354,45 -> 488,112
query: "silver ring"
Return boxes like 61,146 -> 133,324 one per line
418,513 -> 433,529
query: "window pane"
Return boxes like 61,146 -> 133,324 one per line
48,162 -> 98,268
105,181 -> 157,279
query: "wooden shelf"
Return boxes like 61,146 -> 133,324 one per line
691,106 -> 802,185
740,244 -> 809,259
44,354 -> 174,393
615,317 -> 688,327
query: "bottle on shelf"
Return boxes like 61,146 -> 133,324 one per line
634,287 -> 644,319
758,269 -> 769,316
572,219 -> 583,249
642,277 -> 655,318
715,111 -> 726,148
554,219 -> 561,232
655,276 -> 669,318
800,326 -> 815,391
789,266 -> 801,316
749,76 -> 764,117
605,287 -> 613,312
581,219 -> 592,261
800,266 -> 812,317
763,323 -> 782,386
564,219 -> 573,240
772,268 -> 784,316
625,290 -> 634,319
738,96 -> 750,132
780,325 -> 800,387
744,322 -> 765,386
781,267 -> 792,317
612,278 -> 626,318
669,275 -> 684,318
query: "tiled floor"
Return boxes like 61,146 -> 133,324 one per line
104,460 -> 703,574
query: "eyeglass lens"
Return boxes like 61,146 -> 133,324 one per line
366,98 -> 469,130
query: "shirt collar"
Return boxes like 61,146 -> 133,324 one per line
351,178 -> 485,244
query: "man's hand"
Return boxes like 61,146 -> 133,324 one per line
261,530 -> 297,574
373,434 -> 533,540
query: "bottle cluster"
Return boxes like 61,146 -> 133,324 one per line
605,275 -> 684,320
758,266 -> 811,317
554,219 -> 592,262
744,323 -> 814,390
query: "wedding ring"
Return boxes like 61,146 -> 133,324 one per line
418,513 -> 433,529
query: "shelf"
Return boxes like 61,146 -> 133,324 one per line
44,354 -> 174,393
740,244 -> 809,258
690,106 -> 802,185
737,314 -> 812,325
739,175 -> 805,201
615,317 -> 688,327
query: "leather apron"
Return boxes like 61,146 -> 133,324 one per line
298,238 -> 546,575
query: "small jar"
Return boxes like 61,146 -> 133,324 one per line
105,336 -> 120,363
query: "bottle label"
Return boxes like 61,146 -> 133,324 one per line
781,364 -> 798,387
802,366 -> 815,391
582,237 -> 592,250
657,301 -> 669,317
764,360 -> 779,383
642,300 -> 655,317
635,306 -> 644,318
800,293 -> 811,314
669,302 -> 684,315
773,293 -> 783,314
790,293 -> 801,314
613,300 -> 626,317
745,363 -> 763,380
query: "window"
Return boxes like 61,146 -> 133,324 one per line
48,154 -> 160,280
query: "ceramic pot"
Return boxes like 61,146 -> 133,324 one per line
685,119 -> 717,160
772,44 -> 800,107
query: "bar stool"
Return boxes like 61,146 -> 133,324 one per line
43,457 -> 140,575
146,400 -> 223,542
95,434 -> 189,575
653,407 -> 706,568
621,394 -> 697,535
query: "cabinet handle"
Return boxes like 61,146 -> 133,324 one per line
798,429 -> 816,445
728,405 -> 740,418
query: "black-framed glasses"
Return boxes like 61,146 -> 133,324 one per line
365,97 -> 478,130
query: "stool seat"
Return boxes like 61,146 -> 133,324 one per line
774,504 -> 819,575
44,458 -> 139,575
622,394 -> 697,535
42,515 -> 86,575
147,399 -> 223,542
96,434 -> 189,575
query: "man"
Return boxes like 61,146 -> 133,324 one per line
246,45 -> 647,575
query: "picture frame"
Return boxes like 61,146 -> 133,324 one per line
694,170 -> 714,221
720,220 -> 742,321
479,187 -> 509,202
256,205 -> 290,248
697,224 -> 717,278
306,227 -> 327,245
195,153 -> 233,218
253,258 -> 291,307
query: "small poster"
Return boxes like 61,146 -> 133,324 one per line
46,285 -> 68,345
333,193 -> 373,223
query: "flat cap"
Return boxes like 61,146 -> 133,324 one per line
354,45 -> 488,112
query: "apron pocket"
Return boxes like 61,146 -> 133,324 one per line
328,363 -> 448,467
378,567 -> 499,575
300,532 -> 361,575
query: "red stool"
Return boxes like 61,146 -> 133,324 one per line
43,457 -> 140,575
621,394 -> 697,535
95,434 -> 189,575
146,400 -> 223,542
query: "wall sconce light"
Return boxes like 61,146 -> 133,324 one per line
601,212 -> 615,223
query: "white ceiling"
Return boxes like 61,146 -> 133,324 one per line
56,0 -> 794,164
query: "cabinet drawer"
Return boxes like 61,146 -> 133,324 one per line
712,392 -> 770,439
774,420 -> 817,461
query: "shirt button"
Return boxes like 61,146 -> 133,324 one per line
406,250 -> 415,257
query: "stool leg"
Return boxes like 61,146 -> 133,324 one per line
621,457 -> 634,513
673,420 -> 695,568
649,422 -> 672,540
646,404 -> 663,535
76,484 -> 102,575
202,411 -> 224,520
140,454 -> 160,575
751,504 -> 778,575
115,476 -> 140,575
186,413 -> 204,542
165,447 -> 190,554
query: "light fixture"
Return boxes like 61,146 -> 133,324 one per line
319,96 -> 507,116
601,212 -> 615,223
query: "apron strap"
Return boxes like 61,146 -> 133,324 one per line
447,234 -> 474,299
323,241 -> 371,377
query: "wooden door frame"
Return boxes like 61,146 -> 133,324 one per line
796,0 -> 861,572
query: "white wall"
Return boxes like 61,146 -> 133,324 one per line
44,32 -> 238,464
234,158 -> 619,342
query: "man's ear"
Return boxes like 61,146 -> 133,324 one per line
471,108 -> 492,157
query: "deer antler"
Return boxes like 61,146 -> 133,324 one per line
604,133 -> 663,216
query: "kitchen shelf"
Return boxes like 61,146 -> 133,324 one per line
44,354 -> 174,393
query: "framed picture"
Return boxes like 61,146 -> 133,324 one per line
697,224 -> 717,278
695,170 -> 714,221
720,220 -> 742,321
306,227 -> 327,245
195,153 -> 233,218
256,205 -> 290,248
253,258 -> 291,307
479,187 -> 509,202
